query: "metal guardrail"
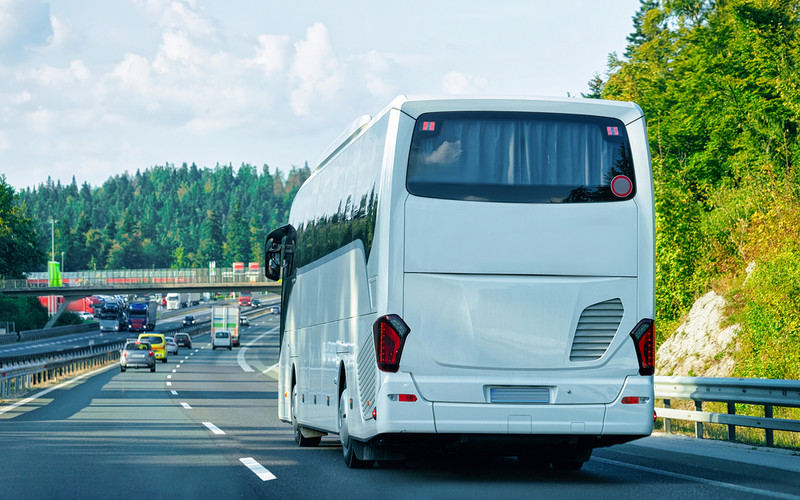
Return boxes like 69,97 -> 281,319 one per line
0,338 -> 126,400
655,376 -> 800,447
0,320 -> 215,400
0,323 -> 98,345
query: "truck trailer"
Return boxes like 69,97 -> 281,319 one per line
211,305 -> 240,347
128,300 -> 157,332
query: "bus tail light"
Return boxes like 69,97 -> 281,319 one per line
388,394 -> 417,402
629,319 -> 655,376
373,314 -> 411,372
621,396 -> 649,404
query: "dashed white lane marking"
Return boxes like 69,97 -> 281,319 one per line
184,356 -> 190,360
166,381 -> 172,386
240,457 -> 276,481
171,369 -> 176,373
238,327 -> 279,373
180,402 -> 192,409
170,390 -> 178,395
203,422 -> 225,435
167,375 -> 172,379
594,458 -> 798,500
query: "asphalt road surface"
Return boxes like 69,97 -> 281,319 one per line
1,312 -> 799,499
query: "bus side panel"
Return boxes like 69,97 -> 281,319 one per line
285,243 -> 373,433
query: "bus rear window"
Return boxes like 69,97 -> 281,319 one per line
407,112 -> 636,203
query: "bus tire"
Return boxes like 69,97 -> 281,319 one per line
338,387 -> 372,469
292,384 -> 321,447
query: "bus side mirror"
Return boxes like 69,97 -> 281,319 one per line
265,244 -> 281,281
264,224 -> 295,282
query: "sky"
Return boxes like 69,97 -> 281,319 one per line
0,0 -> 642,192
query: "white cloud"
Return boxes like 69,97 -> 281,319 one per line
249,34 -> 290,77
162,1 -> 217,39
153,30 -> 204,74
23,106 -> 53,134
14,90 -> 31,104
289,22 -> 343,116
110,53 -> 152,94
0,131 -> 8,151
0,0 -> 53,61
48,15 -> 72,49
441,71 -> 488,94
23,59 -> 89,86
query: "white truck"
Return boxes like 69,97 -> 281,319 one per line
188,292 -> 201,306
211,305 -> 240,347
166,292 -> 188,310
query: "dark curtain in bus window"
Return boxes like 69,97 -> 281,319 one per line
407,112 -> 635,203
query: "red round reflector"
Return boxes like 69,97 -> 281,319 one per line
611,175 -> 633,197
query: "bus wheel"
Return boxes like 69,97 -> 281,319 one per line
292,384 -> 320,447
338,387 -> 372,469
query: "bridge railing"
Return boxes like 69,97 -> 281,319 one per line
5,267 -> 270,289
655,376 -> 800,448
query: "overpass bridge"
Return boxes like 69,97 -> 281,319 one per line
0,267 -> 282,298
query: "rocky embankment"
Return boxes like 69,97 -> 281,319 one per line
656,291 -> 739,377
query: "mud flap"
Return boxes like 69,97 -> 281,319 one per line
352,440 -> 405,461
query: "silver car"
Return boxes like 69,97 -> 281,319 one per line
165,336 -> 179,355
120,340 -> 156,372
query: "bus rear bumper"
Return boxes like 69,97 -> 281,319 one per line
372,375 -> 653,438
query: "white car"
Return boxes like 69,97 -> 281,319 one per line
165,336 -> 179,355
78,312 -> 94,321
212,331 -> 232,350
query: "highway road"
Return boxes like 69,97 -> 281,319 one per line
1,312 -> 799,499
0,299 -> 248,359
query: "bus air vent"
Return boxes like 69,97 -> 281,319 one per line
357,333 -> 377,419
569,298 -> 624,362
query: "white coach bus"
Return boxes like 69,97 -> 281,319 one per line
265,96 -> 655,469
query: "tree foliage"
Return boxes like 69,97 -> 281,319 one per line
0,175 -> 45,278
600,0 -> 800,376
18,163 -> 310,271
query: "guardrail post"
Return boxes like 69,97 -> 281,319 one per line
695,400 -> 703,438
727,402 -> 736,441
663,399 -> 671,433
765,405 -> 774,447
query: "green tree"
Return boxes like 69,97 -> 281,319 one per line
582,73 -> 605,99
197,210 -> 224,266
224,204 -> 251,265
0,175 -> 45,278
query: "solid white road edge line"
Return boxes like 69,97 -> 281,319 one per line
237,326 -> 278,373
594,457 -> 797,499
202,422 -> 225,435
0,362 -> 117,415
240,457 -> 276,481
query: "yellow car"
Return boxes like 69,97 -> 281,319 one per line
138,333 -> 167,363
